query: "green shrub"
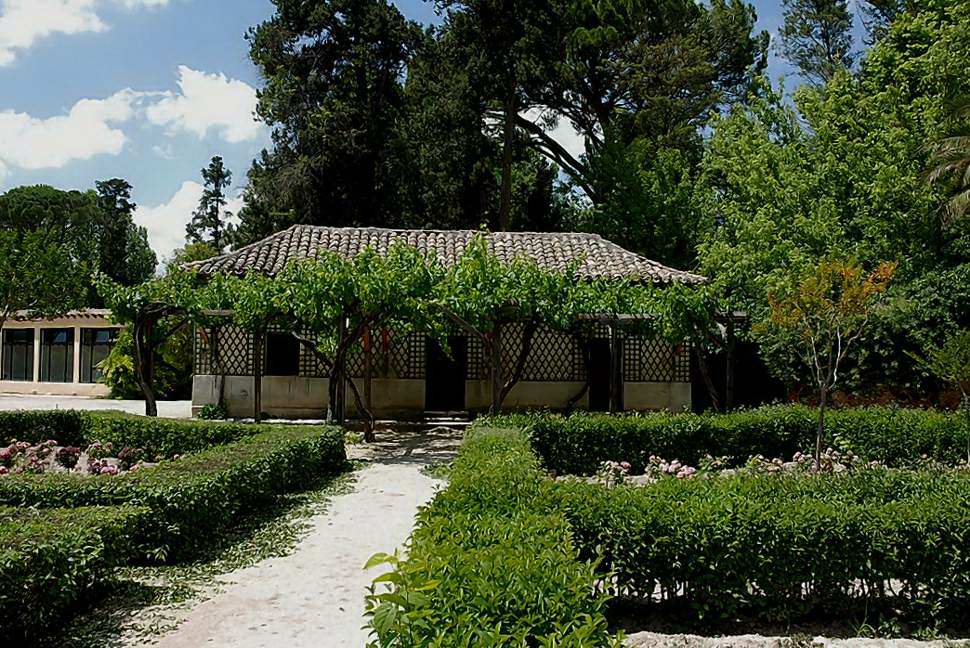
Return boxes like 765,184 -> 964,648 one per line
364,429 -> 617,647
85,411 -> 259,459
0,410 -> 88,447
481,405 -> 968,475
0,425 -> 347,559
0,409 -> 264,459
553,469 -> 970,625
0,504 -> 150,642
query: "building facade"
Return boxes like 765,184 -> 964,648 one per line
0,310 -> 121,397
188,226 -> 706,419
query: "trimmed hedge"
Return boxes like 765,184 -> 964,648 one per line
553,469 -> 970,625
84,412 -> 261,459
0,409 -> 261,459
0,504 -> 150,642
364,429 -> 618,647
0,410 -> 88,447
482,405 -> 969,475
0,425 -> 347,558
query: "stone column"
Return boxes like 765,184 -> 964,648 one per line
32,327 -> 41,383
72,326 -> 82,383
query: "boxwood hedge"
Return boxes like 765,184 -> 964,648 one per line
364,429 -> 619,647
0,409 -> 263,459
482,405 -> 968,475
0,504 -> 150,642
553,468 -> 970,626
0,425 -> 347,559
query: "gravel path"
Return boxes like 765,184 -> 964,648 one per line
152,427 -> 460,648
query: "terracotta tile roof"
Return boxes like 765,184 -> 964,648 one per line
188,226 -> 706,284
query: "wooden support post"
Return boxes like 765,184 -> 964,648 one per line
335,316 -> 347,425
253,329 -> 264,424
608,324 -> 623,413
363,327 -> 374,442
725,319 -> 736,411
489,322 -> 503,415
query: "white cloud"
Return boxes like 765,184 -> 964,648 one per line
521,107 -> 587,163
134,181 -> 244,263
0,0 -> 169,66
146,65 -> 263,143
0,89 -> 143,171
133,180 -> 203,264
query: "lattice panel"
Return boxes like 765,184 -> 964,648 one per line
194,326 -> 253,376
465,324 -> 584,382
623,336 -> 690,383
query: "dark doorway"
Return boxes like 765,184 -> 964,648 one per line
587,339 -> 612,411
426,337 -> 467,411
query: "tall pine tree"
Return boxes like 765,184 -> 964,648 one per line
778,0 -> 855,85
186,156 -> 233,252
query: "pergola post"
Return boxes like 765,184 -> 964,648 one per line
608,323 -> 623,413
253,328 -> 264,424
489,322 -> 503,415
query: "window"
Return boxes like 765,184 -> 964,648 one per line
1,329 -> 34,382
40,329 -> 74,383
80,328 -> 118,384
264,332 -> 300,376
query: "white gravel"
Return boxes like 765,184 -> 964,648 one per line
151,427 -> 460,648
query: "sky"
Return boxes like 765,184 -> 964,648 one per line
0,0 -> 798,264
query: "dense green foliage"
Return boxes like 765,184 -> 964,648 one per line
480,406 -> 969,475
0,410 -> 89,447
0,425 -> 347,559
778,0 -> 855,85
555,469 -> 970,626
93,179 -> 157,290
0,504 -> 150,642
0,410 -> 263,459
364,429 -> 616,646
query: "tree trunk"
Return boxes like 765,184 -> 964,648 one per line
694,346 -> 720,413
725,320 -> 736,411
363,327 -> 375,442
253,329 -> 264,424
498,89 -> 517,232
499,321 -> 537,407
816,385 -> 828,468
133,314 -> 158,417
566,335 -> 592,411
489,323 -> 504,415
328,317 -> 349,425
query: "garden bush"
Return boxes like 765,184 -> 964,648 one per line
553,468 -> 970,626
0,409 -> 263,460
84,411 -> 260,459
0,425 -> 347,559
482,405 -> 968,475
364,428 -> 618,647
0,504 -> 150,642
0,410 -> 88,447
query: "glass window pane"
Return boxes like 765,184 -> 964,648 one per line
2,329 -> 34,382
81,328 -> 118,383
41,329 -> 74,383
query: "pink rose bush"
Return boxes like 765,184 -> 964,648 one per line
0,439 -> 152,476
569,447 -> 925,488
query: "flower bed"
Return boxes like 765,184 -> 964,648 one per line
481,405 -> 968,476
0,504 -> 150,642
0,438 -> 154,476
0,425 -> 347,559
364,428 -> 617,647
553,468 -> 970,627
